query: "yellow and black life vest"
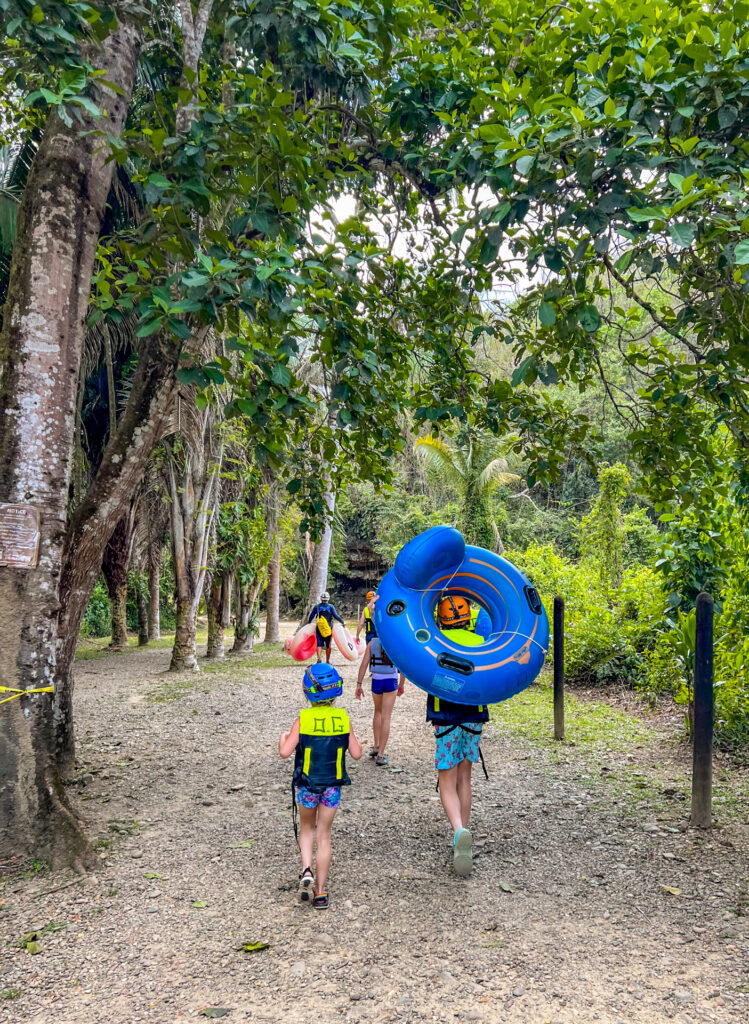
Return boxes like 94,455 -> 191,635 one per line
293,705 -> 351,791
426,694 -> 489,725
363,605 -> 377,640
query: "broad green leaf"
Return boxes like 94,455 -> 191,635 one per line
578,305 -> 601,332
669,222 -> 695,248
538,301 -> 556,326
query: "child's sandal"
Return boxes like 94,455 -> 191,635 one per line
298,867 -> 314,903
375,754 -> 389,767
368,746 -> 379,759
313,892 -> 329,909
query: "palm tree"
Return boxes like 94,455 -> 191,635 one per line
415,430 -> 519,552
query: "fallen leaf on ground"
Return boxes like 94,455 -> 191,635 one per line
661,885 -> 682,896
235,940 -> 270,953
144,872 -> 164,879
499,881 -> 515,893
231,840 -> 256,849
191,900 -> 208,908
201,1009 -> 232,1018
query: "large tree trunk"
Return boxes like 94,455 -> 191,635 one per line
303,486 -> 336,621
167,415 -> 222,672
264,539 -> 281,643
55,346 -> 182,770
205,572 -> 226,660
0,16 -> 141,866
101,510 -> 136,650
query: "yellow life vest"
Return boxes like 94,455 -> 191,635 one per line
294,705 -> 351,789
442,627 -> 484,647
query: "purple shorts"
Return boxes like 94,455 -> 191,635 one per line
295,785 -> 341,809
372,675 -> 398,695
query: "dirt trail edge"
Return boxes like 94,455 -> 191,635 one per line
1,641 -> 747,1024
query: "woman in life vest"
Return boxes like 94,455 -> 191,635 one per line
355,635 -> 405,767
429,594 -> 489,877
279,663 -> 362,909
307,590 -> 345,663
355,590 -> 378,646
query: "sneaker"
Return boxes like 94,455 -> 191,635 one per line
298,868 -> 314,903
452,827 -> 473,877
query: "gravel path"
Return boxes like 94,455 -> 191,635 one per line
1,635 -> 747,1024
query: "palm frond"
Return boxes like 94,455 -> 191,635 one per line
415,436 -> 464,490
477,458 -> 520,493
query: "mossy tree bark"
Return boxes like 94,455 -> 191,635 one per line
101,509 -> 137,650
0,15 -> 141,867
205,572 -> 227,660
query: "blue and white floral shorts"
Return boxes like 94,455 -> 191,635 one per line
434,724 -> 483,771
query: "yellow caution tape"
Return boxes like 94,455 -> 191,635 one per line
0,685 -> 54,706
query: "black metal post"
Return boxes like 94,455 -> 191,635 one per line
553,596 -> 564,741
691,592 -> 714,829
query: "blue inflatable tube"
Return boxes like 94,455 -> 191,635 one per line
373,526 -> 549,705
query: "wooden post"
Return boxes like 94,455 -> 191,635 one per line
553,596 -> 564,741
691,592 -> 714,829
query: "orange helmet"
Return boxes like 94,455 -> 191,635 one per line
437,595 -> 471,628
366,591 -> 375,601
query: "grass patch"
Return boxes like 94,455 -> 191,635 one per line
492,680 -> 749,824
0,989 -> 22,1000
76,633 -> 181,661
492,679 -> 655,757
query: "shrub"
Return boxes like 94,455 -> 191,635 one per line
510,545 -> 663,688
81,579 -> 111,638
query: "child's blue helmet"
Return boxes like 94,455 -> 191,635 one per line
303,662 -> 343,703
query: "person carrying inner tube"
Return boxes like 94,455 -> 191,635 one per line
307,590 -> 344,664
355,590 -> 377,646
355,635 -> 405,766
430,594 -> 489,878
278,663 -> 363,909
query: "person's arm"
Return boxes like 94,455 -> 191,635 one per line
355,645 -> 371,700
348,727 -> 363,760
355,609 -> 366,640
397,672 -> 405,697
278,718 -> 300,758
307,605 -> 317,624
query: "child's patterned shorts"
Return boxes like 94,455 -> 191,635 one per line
434,724 -> 483,770
295,785 -> 342,809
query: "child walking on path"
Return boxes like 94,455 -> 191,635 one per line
279,663 -> 362,908
355,637 -> 405,766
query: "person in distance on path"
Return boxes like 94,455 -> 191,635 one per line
355,635 -> 405,767
355,590 -> 378,646
307,590 -> 344,663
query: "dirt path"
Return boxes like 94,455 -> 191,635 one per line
2,637 -> 748,1024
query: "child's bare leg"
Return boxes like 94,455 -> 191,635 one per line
314,804 -> 337,893
437,765 -> 463,832
298,805 -> 317,874
372,691 -> 382,749
377,690 -> 397,756
456,758 -> 473,827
